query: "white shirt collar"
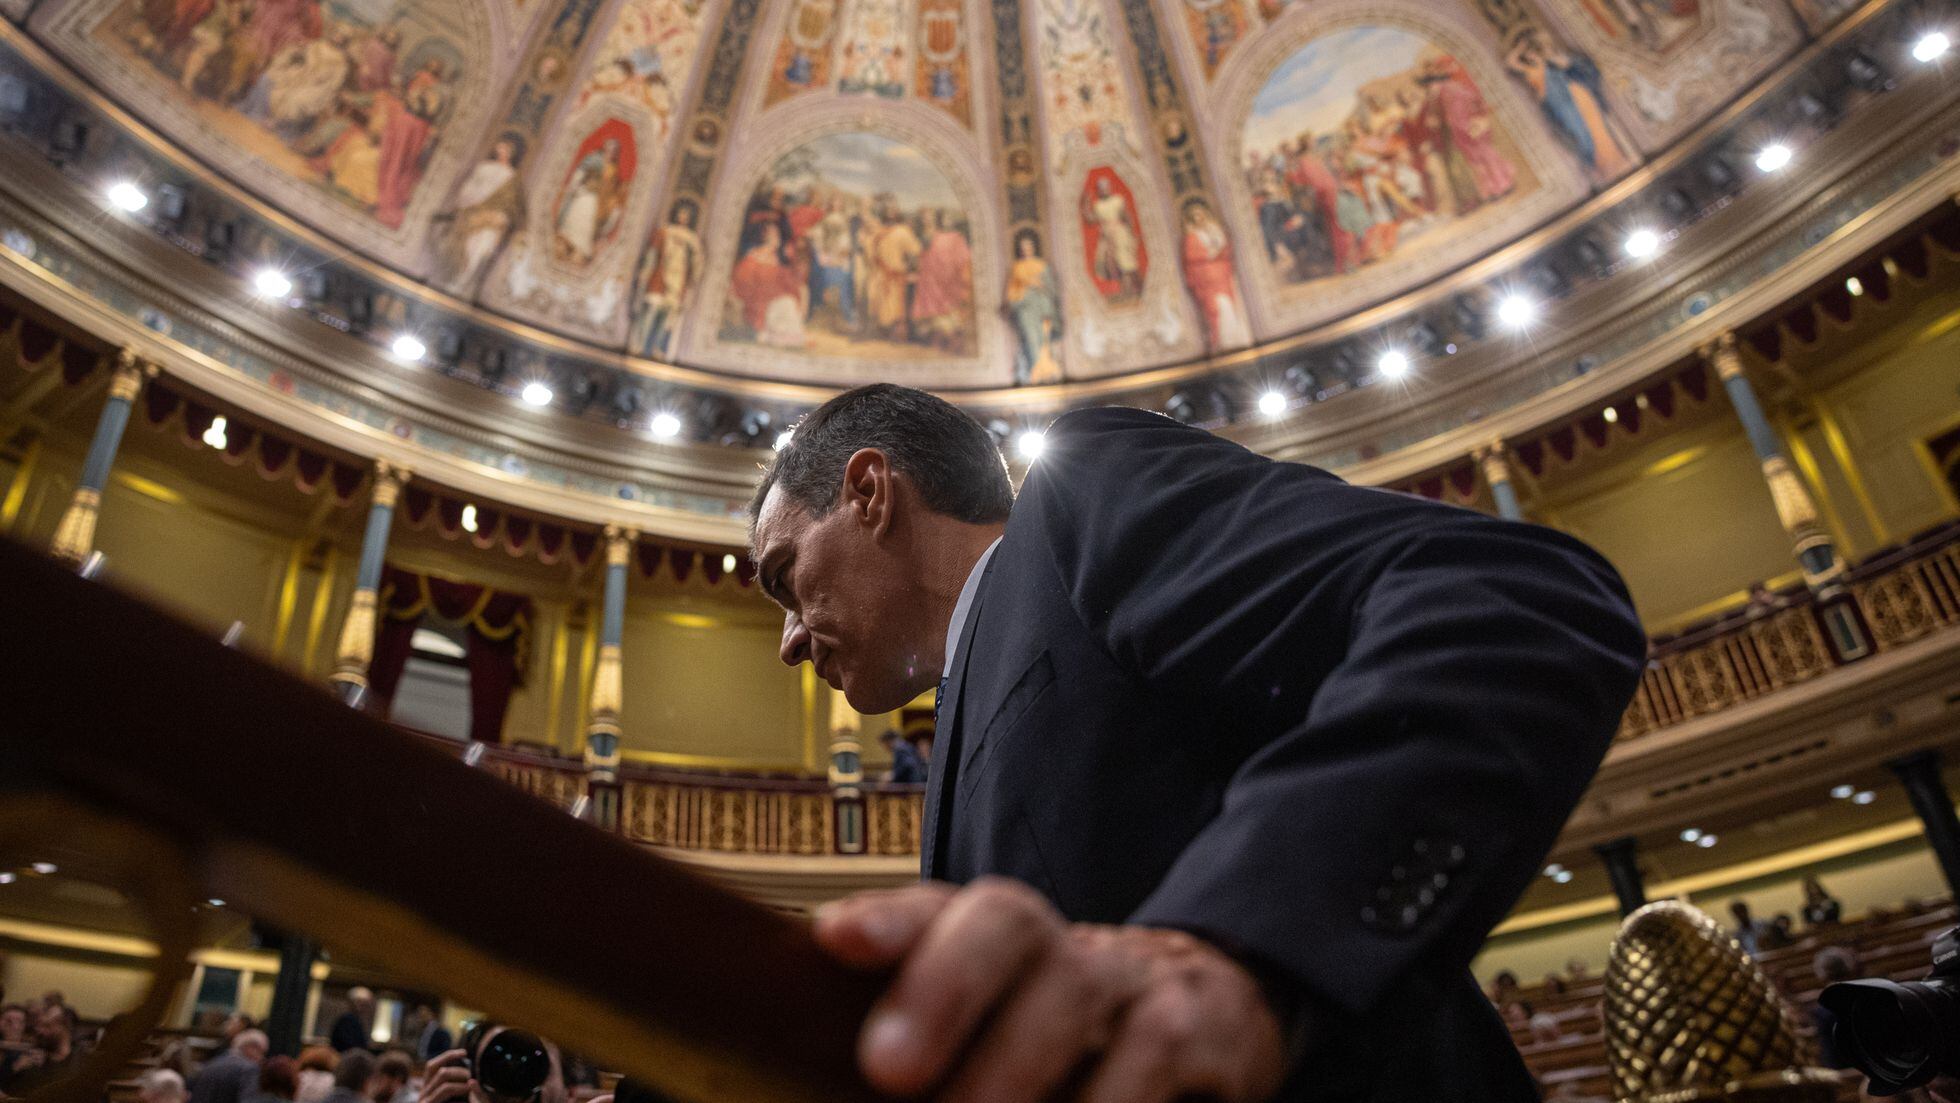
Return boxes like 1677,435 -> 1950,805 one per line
942,537 -> 1002,678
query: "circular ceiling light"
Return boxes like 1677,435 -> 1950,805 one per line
460,503 -> 479,534
1680,827 -> 1702,843
1496,294 -> 1537,329
1913,31 -> 1950,63
1377,350 -> 1411,379
650,411 -> 682,439
105,181 -> 148,212
1853,789 -> 1877,805
390,334 -> 426,362
1017,430 -> 1046,460
1257,391 -> 1287,418
253,268 -> 293,298
1754,144 -> 1793,173
1831,783 -> 1856,799
30,862 -> 57,875
721,553 -> 737,573
520,381 -> 554,407
1553,869 -> 1575,884
1695,834 -> 1718,848
1623,229 -> 1660,259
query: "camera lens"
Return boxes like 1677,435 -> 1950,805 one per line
1823,978 -> 1959,1094
475,1029 -> 552,1103
1848,996 -> 1928,1083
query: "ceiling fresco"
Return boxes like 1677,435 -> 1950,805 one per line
15,0 -> 1832,389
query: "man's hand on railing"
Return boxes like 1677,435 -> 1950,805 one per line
812,877 -> 1288,1103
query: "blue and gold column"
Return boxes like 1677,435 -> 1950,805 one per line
49,348 -> 153,567
328,460 -> 408,704
1476,442 -> 1525,522
582,525 -> 634,828
1702,334 -> 1868,657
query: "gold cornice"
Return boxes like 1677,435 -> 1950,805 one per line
0,2 -> 1908,406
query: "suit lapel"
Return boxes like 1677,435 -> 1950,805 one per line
920,552 -> 996,880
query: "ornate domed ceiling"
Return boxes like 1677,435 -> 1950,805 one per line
16,0 -> 1852,391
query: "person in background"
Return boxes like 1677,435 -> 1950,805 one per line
0,1003 -> 29,1082
1729,900 -> 1774,956
330,989 -> 376,1053
250,1056 -> 300,1103
221,1013 -> 258,1051
140,1068 -> 191,1103
1564,957 -> 1591,981
410,1006 -> 450,1064
1802,876 -> 1843,927
1809,946 -> 1861,1069
1489,969 -> 1522,1007
368,1052 -> 413,1103
878,728 -> 926,783
909,730 -> 933,766
1763,913 -> 1797,951
189,1028 -> 268,1103
323,1051 -> 376,1103
295,1046 -> 339,1103
1541,973 -> 1568,996
4,1003 -> 81,1095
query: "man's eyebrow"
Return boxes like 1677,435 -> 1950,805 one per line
758,551 -> 790,603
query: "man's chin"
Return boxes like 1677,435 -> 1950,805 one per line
841,679 -> 914,715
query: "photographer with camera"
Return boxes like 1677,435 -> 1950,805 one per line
419,1025 -> 559,1103
1820,925 -> 1960,1097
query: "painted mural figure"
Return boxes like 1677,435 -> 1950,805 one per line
1580,0 -> 1701,53
866,204 -> 924,341
806,199 -> 858,327
1179,201 -> 1250,351
111,0 -> 458,230
912,211 -> 974,352
554,138 -> 627,265
731,222 -> 808,347
1082,175 -> 1145,302
1005,230 -> 1064,385
1505,29 -> 1629,180
1243,27 -> 1532,289
628,201 -> 703,357
434,134 -> 527,294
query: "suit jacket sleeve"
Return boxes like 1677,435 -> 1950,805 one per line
1025,407 -> 1645,1016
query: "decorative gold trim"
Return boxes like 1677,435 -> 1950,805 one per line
370,460 -> 409,510
588,642 -> 624,728
299,545 -> 338,677
328,587 -> 378,689
269,538 -> 305,659
605,526 -> 636,568
1702,331 -> 1746,383
1474,442 -> 1513,491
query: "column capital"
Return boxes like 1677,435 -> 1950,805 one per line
107,347 -> 156,402
1698,331 -> 1745,382
369,460 -> 410,509
602,525 -> 637,565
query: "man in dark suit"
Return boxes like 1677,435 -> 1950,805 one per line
748,385 -> 1644,1101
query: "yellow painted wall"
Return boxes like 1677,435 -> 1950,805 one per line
0,950 -> 154,1020
1811,306 -> 1960,543
616,601 -> 806,767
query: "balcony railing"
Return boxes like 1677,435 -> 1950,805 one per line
450,522 -> 1960,854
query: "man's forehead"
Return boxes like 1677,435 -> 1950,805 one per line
750,486 -> 808,559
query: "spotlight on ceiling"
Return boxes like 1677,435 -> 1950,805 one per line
1680,827 -> 1702,843
1913,30 -> 1950,63
1623,229 -> 1660,259
0,873 -> 14,885
105,181 -> 148,213
1496,294 -> 1537,330
1831,783 -> 1856,799
774,429 -> 794,451
1846,276 -> 1865,297
1754,144 -> 1793,173
650,411 -> 683,439
1603,406 -> 1619,424
1017,429 -> 1046,460
1695,834 -> 1718,848
390,334 -> 426,362
1543,864 -> 1565,877
30,862 -> 57,875
461,503 -> 479,534
253,268 -> 293,298
1377,350 -> 1411,380
1853,789 -> 1877,805
1553,869 -> 1574,884
202,415 -> 228,451
520,381 -> 554,407
721,553 -> 737,573
207,899 -> 226,908
1257,390 -> 1288,418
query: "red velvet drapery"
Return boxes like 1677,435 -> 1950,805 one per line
367,565 -> 532,742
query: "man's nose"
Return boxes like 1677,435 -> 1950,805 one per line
780,612 -> 811,667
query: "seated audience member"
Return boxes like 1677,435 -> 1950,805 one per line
1503,998 -> 1534,1029
1801,876 -> 1843,927
1564,957 -> 1591,981
1762,912 -> 1796,951
3,1003 -> 81,1095
140,1068 -> 191,1103
330,989 -> 376,1054
0,1003 -> 28,1082
221,1013 -> 258,1050
878,729 -> 926,783
368,1052 -> 413,1103
1489,969 -> 1521,1006
251,1056 -> 300,1103
1529,1008 -> 1563,1045
324,1051 -> 377,1103
295,1046 -> 339,1103
1541,973 -> 1569,996
190,1028 -> 269,1103
1729,900 -> 1774,956
910,731 -> 934,765
1810,946 -> 1862,1069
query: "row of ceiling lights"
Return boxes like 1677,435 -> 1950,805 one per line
89,32 -> 1953,456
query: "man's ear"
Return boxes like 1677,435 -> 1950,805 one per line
840,447 -> 894,536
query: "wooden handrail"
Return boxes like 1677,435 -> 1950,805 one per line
0,536 -> 883,1103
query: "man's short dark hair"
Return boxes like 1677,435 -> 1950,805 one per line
749,384 -> 1012,532
333,1050 -> 375,1091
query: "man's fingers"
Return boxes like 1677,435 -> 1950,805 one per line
1075,987 -> 1192,1103
811,882 -> 958,969
857,877 -> 1065,1096
937,926 -> 1142,1103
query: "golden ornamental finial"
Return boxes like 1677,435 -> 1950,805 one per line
1603,900 -> 1838,1102
1699,332 -> 1745,382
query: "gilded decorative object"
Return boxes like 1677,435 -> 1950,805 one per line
1603,901 -> 1839,1103
1702,333 -> 1747,382
328,588 -> 378,690
370,460 -> 408,510
47,485 -> 101,567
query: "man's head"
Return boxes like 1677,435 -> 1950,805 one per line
34,1003 -> 74,1049
334,1050 -> 377,1093
0,1003 -> 25,1041
1729,900 -> 1752,925
367,1052 -> 412,1103
749,384 -> 1012,712
347,987 -> 375,1016
233,1029 -> 269,1063
138,1068 -> 188,1103
223,1012 -> 255,1041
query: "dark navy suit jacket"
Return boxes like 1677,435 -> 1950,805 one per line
920,407 -> 1644,1101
